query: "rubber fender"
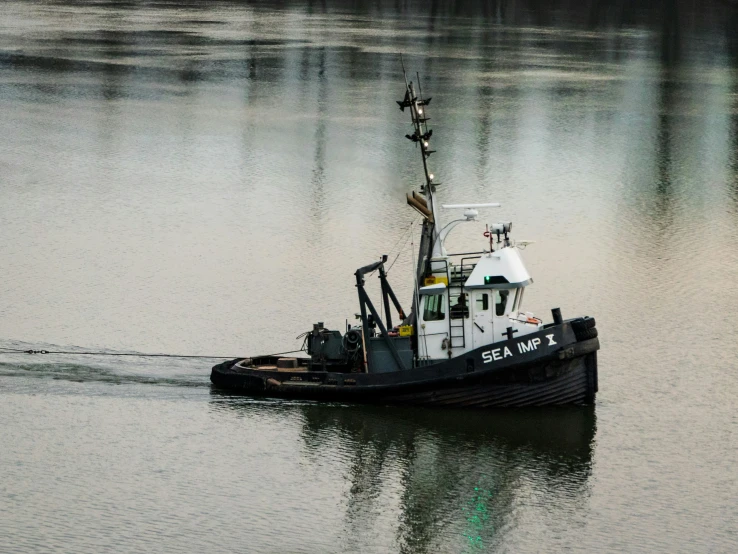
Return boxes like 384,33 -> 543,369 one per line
572,317 -> 598,341
578,327 -> 598,340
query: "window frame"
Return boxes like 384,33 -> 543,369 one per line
422,293 -> 446,322
515,288 -> 524,313
495,289 -> 511,316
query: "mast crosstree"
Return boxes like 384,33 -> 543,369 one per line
398,64 -> 444,290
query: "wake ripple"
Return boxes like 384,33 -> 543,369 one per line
0,360 -> 210,388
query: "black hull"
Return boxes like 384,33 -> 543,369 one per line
383,352 -> 597,407
210,321 -> 599,409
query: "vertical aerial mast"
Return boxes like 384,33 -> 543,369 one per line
399,66 -> 440,226
398,61 -> 444,269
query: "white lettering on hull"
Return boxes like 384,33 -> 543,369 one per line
481,333 -> 558,364
518,337 -> 540,353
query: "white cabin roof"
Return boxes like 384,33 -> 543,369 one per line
465,247 -> 532,289
418,283 -> 446,295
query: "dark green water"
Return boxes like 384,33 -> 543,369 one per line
1,1 -> 737,551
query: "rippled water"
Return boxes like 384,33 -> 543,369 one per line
1,1 -> 738,552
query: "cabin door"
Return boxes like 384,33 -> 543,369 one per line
471,291 -> 494,349
418,291 -> 448,360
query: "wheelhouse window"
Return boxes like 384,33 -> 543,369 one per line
512,288 -> 524,313
450,293 -> 469,319
422,293 -> 446,321
475,293 -> 489,311
494,290 -> 510,316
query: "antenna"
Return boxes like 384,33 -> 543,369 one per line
398,59 -> 445,259
400,54 -> 409,88
399,70 -> 435,193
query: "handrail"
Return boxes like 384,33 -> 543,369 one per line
444,250 -> 488,257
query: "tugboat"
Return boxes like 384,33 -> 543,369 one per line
210,74 -> 600,408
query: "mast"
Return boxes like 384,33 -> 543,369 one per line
398,62 -> 443,286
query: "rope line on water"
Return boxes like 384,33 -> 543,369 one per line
0,347 -> 305,360
0,224 -> 419,363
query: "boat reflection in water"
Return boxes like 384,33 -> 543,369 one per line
212,391 -> 595,552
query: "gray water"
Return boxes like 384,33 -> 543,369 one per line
1,0 -> 737,552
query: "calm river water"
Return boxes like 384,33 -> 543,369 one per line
1,0 -> 737,552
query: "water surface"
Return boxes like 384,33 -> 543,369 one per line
1,1 -> 737,552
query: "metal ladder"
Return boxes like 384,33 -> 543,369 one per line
447,257 -> 480,349
449,314 -> 466,348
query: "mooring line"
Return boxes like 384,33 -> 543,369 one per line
0,347 -> 305,360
